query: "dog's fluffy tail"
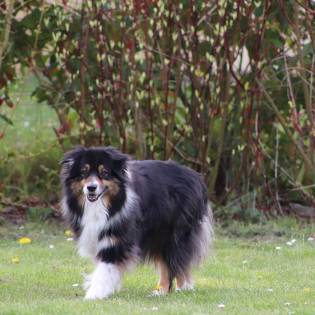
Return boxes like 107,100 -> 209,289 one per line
193,202 -> 214,264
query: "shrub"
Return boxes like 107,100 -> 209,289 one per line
1,0 -> 315,217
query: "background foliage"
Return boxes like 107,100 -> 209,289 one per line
1,0 -> 315,220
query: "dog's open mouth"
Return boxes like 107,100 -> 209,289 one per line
87,187 -> 108,202
87,194 -> 98,202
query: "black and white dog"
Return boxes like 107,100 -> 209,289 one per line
60,146 -> 213,300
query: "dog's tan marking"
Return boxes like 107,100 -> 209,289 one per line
154,258 -> 170,294
81,163 -> 90,172
70,180 -> 85,207
101,178 -> 120,208
70,180 -> 83,194
98,164 -> 106,173
80,164 -> 90,178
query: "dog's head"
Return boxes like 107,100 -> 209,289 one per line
60,146 -> 129,204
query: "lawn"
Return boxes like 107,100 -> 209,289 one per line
0,221 -> 314,315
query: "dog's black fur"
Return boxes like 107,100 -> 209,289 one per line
61,146 -> 213,294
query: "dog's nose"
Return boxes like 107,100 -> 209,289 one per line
87,184 -> 97,193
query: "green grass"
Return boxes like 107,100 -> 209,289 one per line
0,221 -> 314,315
0,74 -> 62,198
0,74 -> 58,156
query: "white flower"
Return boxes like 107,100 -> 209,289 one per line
218,304 -> 225,308
286,239 -> 297,246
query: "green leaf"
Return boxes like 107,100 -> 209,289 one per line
20,8 -> 41,29
0,114 -> 13,125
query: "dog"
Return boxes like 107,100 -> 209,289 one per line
60,146 -> 213,300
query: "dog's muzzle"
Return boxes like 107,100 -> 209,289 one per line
86,186 -> 108,202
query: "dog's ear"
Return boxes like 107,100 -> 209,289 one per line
60,146 -> 85,179
102,147 -> 130,179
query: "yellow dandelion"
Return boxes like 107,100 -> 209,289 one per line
64,230 -> 73,237
11,256 -> 20,264
18,237 -> 32,245
303,287 -> 311,293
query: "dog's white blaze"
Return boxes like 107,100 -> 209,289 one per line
84,262 -> 121,300
78,199 -> 108,258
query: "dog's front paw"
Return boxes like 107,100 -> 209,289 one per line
84,286 -> 109,300
83,262 -> 121,300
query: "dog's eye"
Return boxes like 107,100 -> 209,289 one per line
80,166 -> 89,178
99,169 -> 111,180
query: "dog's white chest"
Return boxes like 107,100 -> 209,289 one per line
78,200 -> 108,258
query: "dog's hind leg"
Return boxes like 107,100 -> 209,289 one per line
152,258 -> 171,295
176,268 -> 194,291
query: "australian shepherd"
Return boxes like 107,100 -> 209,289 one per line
60,146 -> 213,300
